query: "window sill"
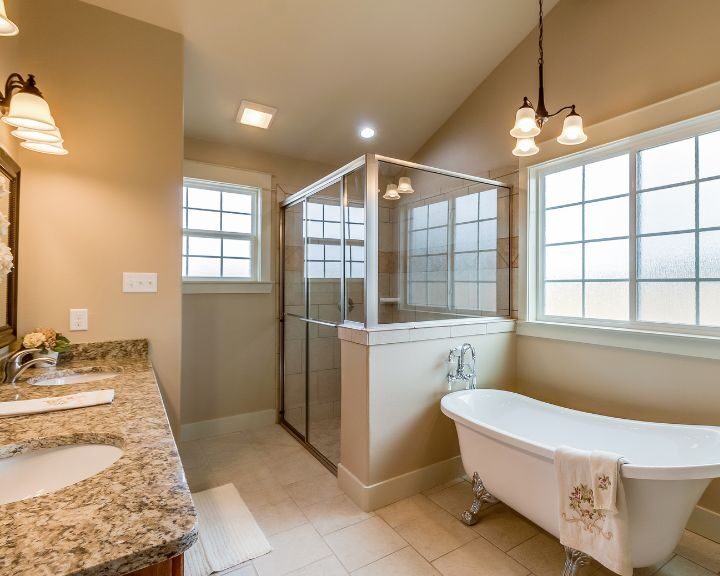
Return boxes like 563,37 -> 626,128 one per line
182,281 -> 273,294
517,320 -> 720,361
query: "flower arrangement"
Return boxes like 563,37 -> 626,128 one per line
22,328 -> 71,354
0,241 -> 12,277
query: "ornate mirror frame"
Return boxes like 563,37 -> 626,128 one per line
0,147 -> 19,349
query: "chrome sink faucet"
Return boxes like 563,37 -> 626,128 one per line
447,343 -> 477,391
2,348 -> 56,384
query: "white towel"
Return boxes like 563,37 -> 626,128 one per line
590,450 -> 622,513
555,446 -> 632,576
0,389 -> 115,417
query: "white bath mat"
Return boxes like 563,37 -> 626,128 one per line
185,483 -> 272,576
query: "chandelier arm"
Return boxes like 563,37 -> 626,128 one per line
546,105 -> 576,119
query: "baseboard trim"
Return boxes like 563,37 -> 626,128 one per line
181,409 -> 277,441
338,456 -> 464,512
688,505 -> 720,544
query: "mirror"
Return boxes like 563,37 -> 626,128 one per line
0,147 -> 19,349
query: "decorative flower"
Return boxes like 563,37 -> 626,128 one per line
597,474 -> 611,490
0,211 -> 10,236
23,332 -> 47,349
28,327 -> 71,353
0,241 -> 13,277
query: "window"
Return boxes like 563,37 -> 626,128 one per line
534,119 -> 720,332
304,199 -> 365,279
182,178 -> 259,280
407,188 -> 499,313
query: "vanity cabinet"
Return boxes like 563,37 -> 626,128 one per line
127,554 -> 183,576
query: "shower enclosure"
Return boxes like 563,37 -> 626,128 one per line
280,154 -> 511,472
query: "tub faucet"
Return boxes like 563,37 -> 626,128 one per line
447,343 -> 477,390
1,348 -> 56,384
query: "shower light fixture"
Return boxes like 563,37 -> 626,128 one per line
0,0 -> 18,36
383,183 -> 400,200
236,100 -> 276,129
510,0 -> 587,156
360,127 -> 375,139
397,177 -> 414,194
0,73 -> 68,155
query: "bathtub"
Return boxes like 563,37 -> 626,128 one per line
441,389 -> 720,569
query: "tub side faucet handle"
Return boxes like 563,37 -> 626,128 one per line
447,346 -> 462,390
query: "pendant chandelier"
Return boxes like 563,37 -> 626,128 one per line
510,0 -> 587,157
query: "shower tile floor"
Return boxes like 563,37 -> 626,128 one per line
179,425 -> 720,576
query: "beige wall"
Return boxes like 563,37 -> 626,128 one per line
411,0 -> 720,517
182,138 -> 332,425
12,0 -> 184,428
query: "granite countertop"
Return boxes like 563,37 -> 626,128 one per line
0,340 -> 198,576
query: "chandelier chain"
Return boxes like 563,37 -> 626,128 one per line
538,0 -> 544,66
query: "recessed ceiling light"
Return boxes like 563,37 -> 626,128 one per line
360,127 -> 375,139
236,100 -> 277,129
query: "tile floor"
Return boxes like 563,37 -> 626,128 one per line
179,425 -> 720,576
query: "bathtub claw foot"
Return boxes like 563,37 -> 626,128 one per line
461,473 -> 499,526
562,546 -> 592,576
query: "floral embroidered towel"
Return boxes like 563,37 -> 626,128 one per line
590,450 -> 623,513
555,446 -> 632,576
0,389 -> 115,417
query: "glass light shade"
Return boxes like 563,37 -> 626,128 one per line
510,105 -> 540,138
21,140 -> 68,155
512,137 -> 539,157
11,127 -> 63,143
0,0 -> 18,36
557,112 -> 588,145
397,177 -> 414,194
2,91 -> 56,131
383,183 -> 400,200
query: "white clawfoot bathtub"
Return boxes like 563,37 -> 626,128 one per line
441,389 -> 720,569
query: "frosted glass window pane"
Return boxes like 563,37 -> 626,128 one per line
455,282 -> 478,309
585,155 -> 629,200
455,253 -> 478,281
348,206 -> 364,223
222,192 -> 252,213
638,233 -> 695,279
545,205 -> 582,244
325,244 -> 341,260
348,224 -> 363,240
585,239 -> 629,279
700,282 -> 720,326
182,257 -> 187,276
307,261 -> 324,278
479,252 -> 496,282
325,261 -> 342,278
222,212 -> 252,233
351,262 -> 365,278
700,230 -> 720,277
223,239 -> 251,258
479,190 -> 498,220
187,257 -> 220,277
545,167 -> 582,208
188,236 -> 221,256
410,230 -> 427,255
409,256 -> 427,281
409,282 -> 427,305
585,197 -> 628,240
351,245 -> 364,261
306,202 -> 323,220
182,235 -> 187,255
306,220 -> 322,237
545,282 -> 582,317
411,205 -> 428,229
479,220 -> 497,250
188,209 -> 221,231
455,194 -> 478,223
545,243 -> 582,280
428,201 -> 448,228
223,259 -> 251,278
306,243 -> 323,260
428,283 -> 448,307
455,222 -> 478,252
638,185 -> 695,234
639,138 -> 695,189
479,283 -> 497,312
638,282 -> 695,324
427,255 -> 447,281
700,180 -> 720,229
585,282 -> 629,320
324,222 -> 341,239
187,188 -> 220,210
428,226 -> 448,254
699,130 -> 720,179
324,204 -> 341,222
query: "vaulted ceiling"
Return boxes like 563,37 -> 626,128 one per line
81,0 -> 557,165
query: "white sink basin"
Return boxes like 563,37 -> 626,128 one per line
32,372 -> 118,386
0,444 -> 123,504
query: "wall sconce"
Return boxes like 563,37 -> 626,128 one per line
383,183 -> 400,200
0,0 -> 18,36
0,73 -> 68,155
397,177 -> 414,194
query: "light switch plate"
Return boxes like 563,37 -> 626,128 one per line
69,308 -> 88,331
123,272 -> 158,293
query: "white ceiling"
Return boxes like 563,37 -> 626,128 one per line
81,0 -> 557,166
